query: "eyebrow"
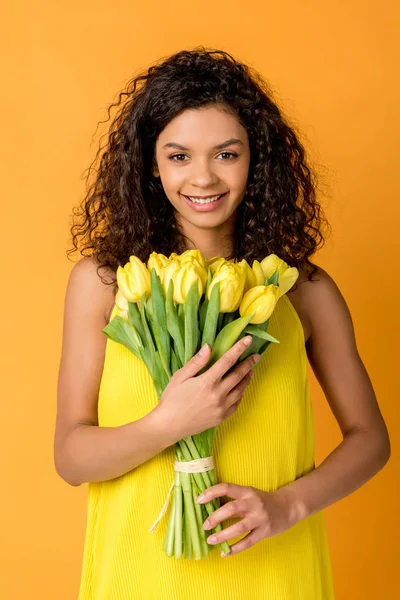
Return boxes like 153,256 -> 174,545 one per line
162,138 -> 244,151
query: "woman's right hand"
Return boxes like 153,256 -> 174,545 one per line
153,336 -> 261,441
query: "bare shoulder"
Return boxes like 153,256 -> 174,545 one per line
68,256 -> 116,326
286,263 -> 347,344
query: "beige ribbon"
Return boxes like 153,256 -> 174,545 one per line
149,456 -> 214,533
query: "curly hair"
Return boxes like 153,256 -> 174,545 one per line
67,46 -> 331,294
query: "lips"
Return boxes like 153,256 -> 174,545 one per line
180,192 -> 228,212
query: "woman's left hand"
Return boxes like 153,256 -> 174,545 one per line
196,482 -> 304,556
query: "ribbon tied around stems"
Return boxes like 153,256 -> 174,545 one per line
149,456 -> 215,533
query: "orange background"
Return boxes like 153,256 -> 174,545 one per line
2,1 -> 399,598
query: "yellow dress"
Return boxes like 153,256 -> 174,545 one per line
78,293 -> 336,599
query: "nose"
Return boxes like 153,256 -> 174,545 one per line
188,158 -> 219,188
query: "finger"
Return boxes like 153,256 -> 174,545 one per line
202,500 -> 242,531
223,396 -> 242,419
174,342 -> 210,382
224,372 -> 253,411
220,353 -> 260,396
205,336 -> 253,382
196,482 -> 244,504
206,519 -> 251,546
223,528 -> 264,556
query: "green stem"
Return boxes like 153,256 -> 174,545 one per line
192,482 -> 209,558
174,469 -> 183,559
181,471 -> 202,560
163,492 -> 176,557
177,438 -> 231,556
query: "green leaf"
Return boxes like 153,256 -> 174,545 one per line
139,292 -> 156,353
198,311 -> 255,374
128,301 -> 145,342
243,324 -> 280,344
201,282 -> 220,348
184,280 -> 201,363
266,269 -> 279,286
153,350 -> 170,395
222,311 -> 236,328
170,346 -> 181,375
102,316 -> 143,360
166,279 -> 185,366
150,268 -> 171,379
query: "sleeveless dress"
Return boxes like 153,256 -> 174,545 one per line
78,293 -> 336,599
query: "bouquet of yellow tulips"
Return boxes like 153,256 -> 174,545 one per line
102,250 -> 298,560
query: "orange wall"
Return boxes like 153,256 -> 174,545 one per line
2,1 -> 398,598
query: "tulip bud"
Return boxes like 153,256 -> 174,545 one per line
208,262 -> 246,312
260,254 -> 299,297
114,289 -> 129,322
206,256 -> 227,274
173,259 -> 205,304
161,258 -> 181,297
116,256 -> 151,303
179,249 -> 207,269
239,284 -> 280,324
147,252 -> 169,280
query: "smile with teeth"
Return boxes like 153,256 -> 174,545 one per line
185,194 -> 225,204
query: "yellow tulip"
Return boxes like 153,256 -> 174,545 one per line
147,252 -> 169,280
173,258 -> 206,304
179,249 -> 207,269
238,259 -> 256,293
208,261 -> 246,312
252,260 -> 265,286
179,254 -> 208,289
260,254 -> 299,297
239,284 -> 280,324
161,257 -> 181,297
206,256 -> 227,274
114,289 -> 129,322
238,259 -> 265,293
116,256 -> 151,303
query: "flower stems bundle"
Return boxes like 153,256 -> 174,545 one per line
102,250 -> 299,559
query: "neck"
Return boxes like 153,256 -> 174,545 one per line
176,212 -> 237,261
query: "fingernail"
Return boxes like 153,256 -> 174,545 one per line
221,551 -> 231,557
199,344 -> 208,356
196,494 -> 205,503
207,535 -> 217,544
203,519 -> 210,529
253,354 -> 261,363
243,336 -> 252,346
249,370 -> 254,378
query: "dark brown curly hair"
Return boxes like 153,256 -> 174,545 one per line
67,46 -> 331,294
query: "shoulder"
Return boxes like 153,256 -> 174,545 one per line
287,263 -> 350,345
67,257 -> 116,326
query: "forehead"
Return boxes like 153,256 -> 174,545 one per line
157,106 -> 247,147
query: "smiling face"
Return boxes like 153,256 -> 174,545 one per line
152,104 -> 251,246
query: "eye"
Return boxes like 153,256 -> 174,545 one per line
168,151 -> 239,162
218,152 -> 238,160
169,153 -> 187,162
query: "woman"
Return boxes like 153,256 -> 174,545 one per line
54,47 -> 391,599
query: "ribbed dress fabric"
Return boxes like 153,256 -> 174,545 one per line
78,293 -> 336,599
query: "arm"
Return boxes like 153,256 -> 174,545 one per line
283,266 -> 391,522
194,266 -> 391,556
54,258 -> 176,487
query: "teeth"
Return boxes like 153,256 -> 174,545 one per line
187,194 -> 222,204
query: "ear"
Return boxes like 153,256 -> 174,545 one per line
152,161 -> 160,178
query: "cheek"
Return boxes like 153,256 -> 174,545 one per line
160,168 -> 185,192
